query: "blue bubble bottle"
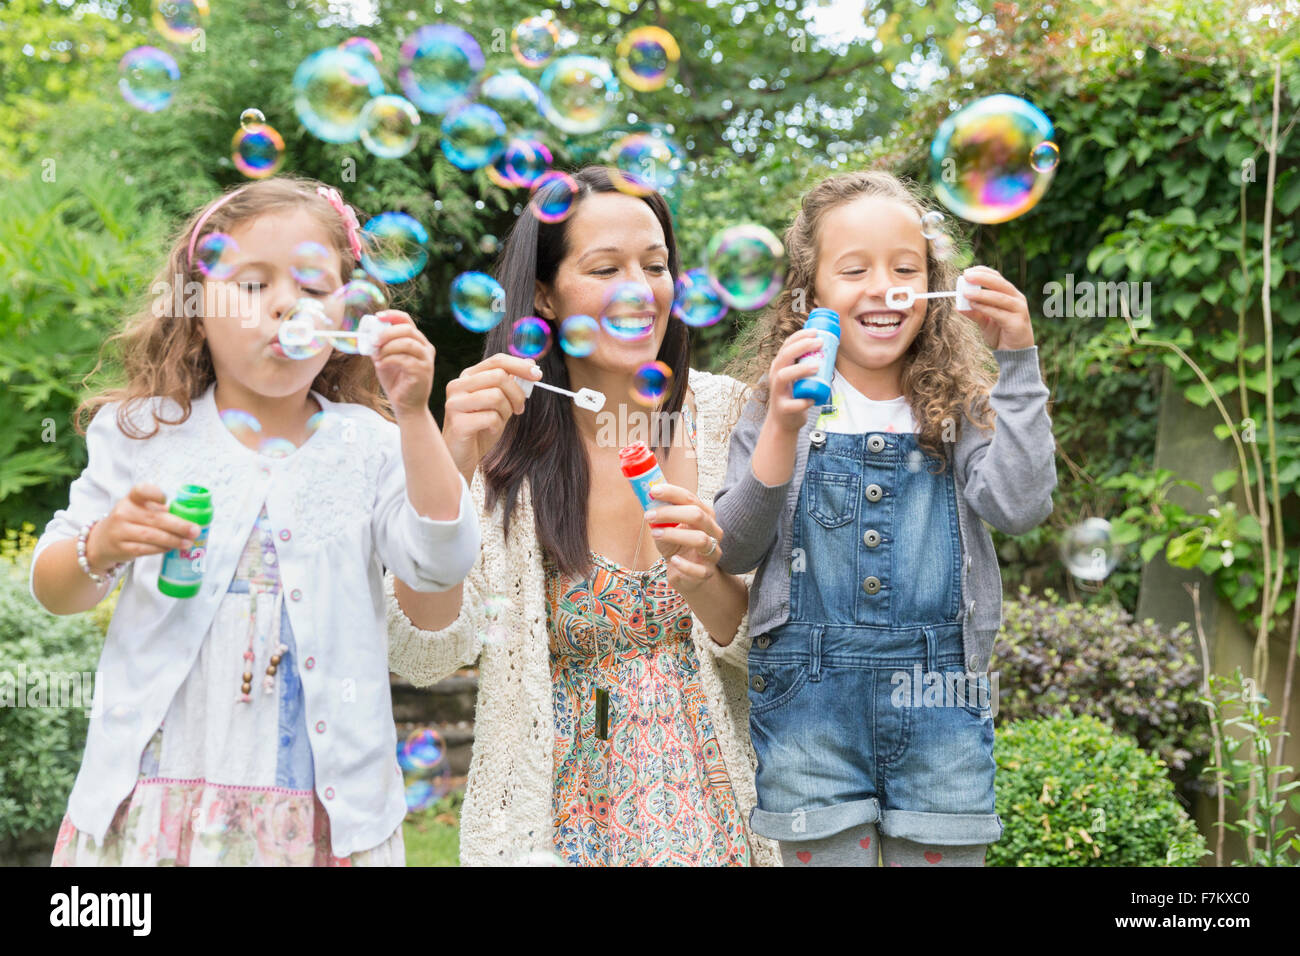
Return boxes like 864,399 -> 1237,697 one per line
791,308 -> 840,405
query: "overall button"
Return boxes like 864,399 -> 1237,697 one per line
862,576 -> 881,595
755,635 -> 771,649
864,483 -> 883,503
809,429 -> 826,448
867,435 -> 886,453
751,675 -> 767,692
863,529 -> 881,548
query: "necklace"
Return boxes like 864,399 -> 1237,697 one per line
584,520 -> 648,742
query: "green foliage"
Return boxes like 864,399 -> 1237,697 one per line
0,164 -> 168,531
993,588 -> 1212,796
0,528 -> 109,839
867,1 -> 1299,629
1198,668 -> 1300,866
989,713 -> 1209,867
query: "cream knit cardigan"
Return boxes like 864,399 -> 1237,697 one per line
386,368 -> 780,866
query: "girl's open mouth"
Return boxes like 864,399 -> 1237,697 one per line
856,311 -> 905,339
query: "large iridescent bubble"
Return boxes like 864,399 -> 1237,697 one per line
609,132 -> 683,195
152,0 -> 209,45
705,224 -> 786,311
440,103 -> 506,170
538,55 -> 621,135
929,94 -> 1056,224
118,47 -> 179,113
450,271 -> 506,333
359,95 -> 421,159
672,268 -> 728,328
328,272 -> 387,354
600,282 -> 656,342
399,24 -> 484,115
615,27 -> 680,92
231,123 -> 285,179
293,47 -> 385,144
361,212 -> 429,283
511,17 -> 559,68
477,69 -> 542,128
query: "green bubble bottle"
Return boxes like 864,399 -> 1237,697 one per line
157,485 -> 213,599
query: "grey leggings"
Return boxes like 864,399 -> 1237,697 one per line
779,822 -> 987,867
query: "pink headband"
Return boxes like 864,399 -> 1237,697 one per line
185,183 -> 365,270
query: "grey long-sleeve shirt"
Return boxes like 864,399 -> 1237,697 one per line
713,346 -> 1057,675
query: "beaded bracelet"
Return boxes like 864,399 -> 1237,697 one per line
76,518 -> 123,586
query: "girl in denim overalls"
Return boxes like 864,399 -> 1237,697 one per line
714,171 -> 1057,866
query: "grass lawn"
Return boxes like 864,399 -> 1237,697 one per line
401,791 -> 462,866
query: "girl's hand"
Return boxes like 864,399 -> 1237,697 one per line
644,482 -> 726,598
442,352 -> 541,482
958,266 -> 1035,351
86,483 -> 200,571
371,311 -> 437,421
766,327 -> 822,434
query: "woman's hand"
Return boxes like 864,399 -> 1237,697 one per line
957,266 -> 1035,351
86,483 -> 199,571
643,482 -> 726,598
765,327 -> 822,433
442,353 -> 542,482
371,311 -> 437,421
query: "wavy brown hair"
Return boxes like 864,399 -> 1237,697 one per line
76,175 -> 391,437
725,169 -> 998,468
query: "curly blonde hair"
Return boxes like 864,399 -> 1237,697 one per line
725,169 -> 998,468
76,175 -> 391,437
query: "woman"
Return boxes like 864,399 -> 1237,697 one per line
386,166 -> 777,866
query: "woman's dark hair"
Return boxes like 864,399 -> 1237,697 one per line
482,165 -> 689,579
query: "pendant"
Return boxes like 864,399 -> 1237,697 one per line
595,686 -> 610,740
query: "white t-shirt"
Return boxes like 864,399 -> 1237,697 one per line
816,370 -> 916,434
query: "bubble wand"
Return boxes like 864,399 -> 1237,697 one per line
513,376 -> 607,413
884,275 -> 981,311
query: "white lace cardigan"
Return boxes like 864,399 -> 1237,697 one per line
386,368 -> 780,866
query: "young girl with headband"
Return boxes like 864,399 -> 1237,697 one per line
31,176 -> 479,866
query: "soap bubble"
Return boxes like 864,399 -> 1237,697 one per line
479,624 -> 509,648
483,593 -> 512,620
478,235 -> 500,255
293,47 -> 385,144
258,437 -> 297,459
610,132 -> 682,194
511,16 -> 559,68
399,24 -> 484,115
152,0 -> 208,44
239,107 -> 265,131
509,316 -> 552,359
359,95 -> 421,159
231,123 -> 285,179
600,282 -> 656,342
440,103 -> 506,170
398,727 -> 451,812
290,242 -> 332,286
498,137 -> 553,188
931,235 -> 955,260
559,314 -> 600,357
538,55 -> 621,135
277,298 -> 335,360
306,410 -> 328,435
1030,140 -> 1060,173
328,272 -> 386,353
615,26 -> 680,92
118,47 -> 179,113
361,212 -> 429,283
450,271 -> 506,333
339,36 -> 382,64
632,360 -> 672,405
705,224 -> 786,311
219,409 -> 262,444
195,233 -> 240,280
920,210 -> 945,240
529,170 -> 580,223
672,268 -> 728,328
929,94 -> 1056,224
1060,517 -> 1121,581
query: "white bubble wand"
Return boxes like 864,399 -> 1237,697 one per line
513,376 -> 606,413
884,275 -> 982,311
278,312 -> 384,356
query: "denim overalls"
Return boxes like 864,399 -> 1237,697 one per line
746,428 -> 1003,846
